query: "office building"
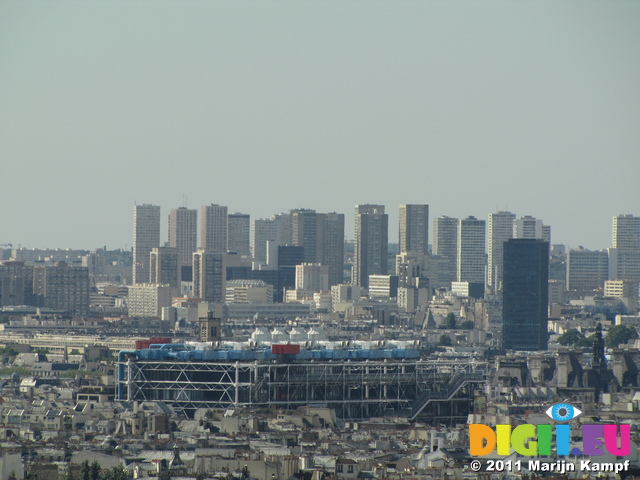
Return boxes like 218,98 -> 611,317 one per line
354,204 -> 388,288
487,211 -> 515,290
513,215 -> 551,243
168,207 -> 197,266
399,204 -> 429,255
457,216 -> 486,285
432,216 -> 458,287
502,239 -> 549,351
396,251 -> 428,287
133,204 -> 160,284
609,214 -> 640,283
227,213 -> 251,256
566,247 -> 609,291
193,250 -> 226,303
201,204 -> 228,252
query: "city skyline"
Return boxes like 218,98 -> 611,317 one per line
2,2 -> 639,250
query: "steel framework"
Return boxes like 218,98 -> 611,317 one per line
119,354 -> 487,421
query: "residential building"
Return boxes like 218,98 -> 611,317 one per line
612,214 -> 640,249
32,262 -> 90,315
226,280 -> 273,303
487,211 -> 515,291
354,204 -> 388,288
399,204 -> 429,255
201,204 -> 228,252
432,216 -> 458,287
295,263 -> 329,294
502,239 -> 549,351
605,279 -> 639,313
149,247 -> 180,294
252,215 -> 287,267
227,213 -> 251,256
566,247 -> 609,291
133,204 -> 160,284
457,216 -> 486,285
368,275 -> 399,299
193,250 -> 226,303
168,207 -> 197,266
128,283 -> 172,317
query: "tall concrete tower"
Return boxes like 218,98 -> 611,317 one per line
227,213 -> 251,256
168,207 -> 197,266
399,204 -> 429,255
432,216 -> 458,287
487,211 -> 515,291
354,204 -> 388,288
457,216 -> 486,285
201,204 -> 228,253
133,204 -> 160,284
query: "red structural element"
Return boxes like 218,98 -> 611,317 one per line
135,337 -> 172,349
271,344 -> 301,355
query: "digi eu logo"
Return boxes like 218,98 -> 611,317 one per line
469,403 -> 630,457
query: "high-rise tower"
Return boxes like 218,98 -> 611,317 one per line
399,204 -> 429,255
227,213 -> 251,256
487,211 -> 515,291
354,204 -> 388,288
133,204 -> 160,284
201,204 -> 228,252
612,214 -> 640,250
502,238 -> 549,351
168,207 -> 197,266
457,216 -> 486,285
432,216 -> 458,287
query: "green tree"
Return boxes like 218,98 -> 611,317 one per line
81,461 -> 91,480
90,461 -> 101,480
438,334 -> 453,347
557,329 -> 584,346
102,466 -> 130,480
575,335 -> 595,348
605,325 -> 638,348
460,320 -> 475,330
445,313 -> 456,329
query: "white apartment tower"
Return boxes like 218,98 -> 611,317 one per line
457,216 -> 486,285
168,207 -> 197,266
487,211 -> 515,290
609,214 -> 640,283
399,204 -> 429,255
133,204 -> 161,284
513,215 -> 551,243
201,204 -> 228,252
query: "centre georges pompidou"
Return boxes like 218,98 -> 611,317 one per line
117,328 -> 486,422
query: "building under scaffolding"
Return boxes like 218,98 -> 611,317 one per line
117,339 -> 486,422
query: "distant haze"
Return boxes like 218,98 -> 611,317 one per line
1,1 -> 639,250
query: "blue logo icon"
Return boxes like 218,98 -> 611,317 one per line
545,403 -> 582,422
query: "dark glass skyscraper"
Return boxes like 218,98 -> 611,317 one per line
502,238 -> 549,351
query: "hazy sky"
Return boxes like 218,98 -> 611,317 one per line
1,1 -> 639,251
